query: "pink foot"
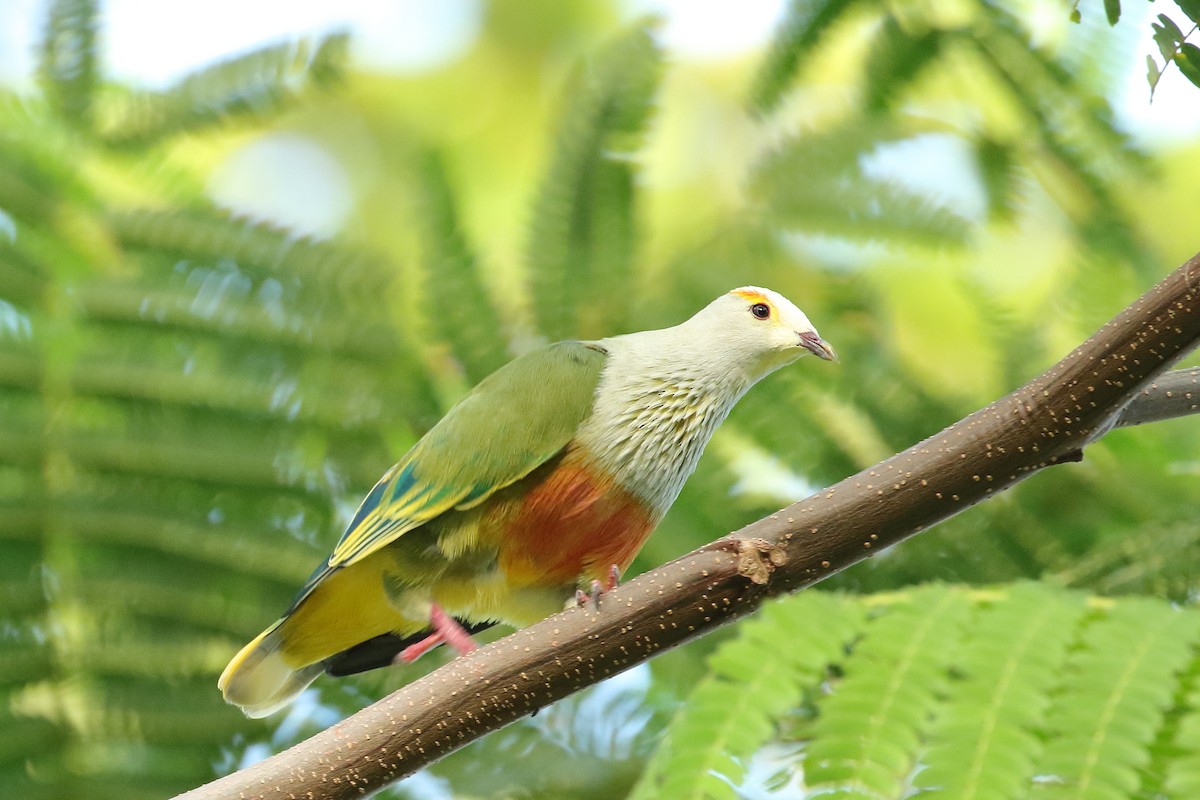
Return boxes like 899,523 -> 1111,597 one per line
575,564 -> 622,609
396,631 -> 443,663
394,604 -> 478,664
430,604 -> 477,656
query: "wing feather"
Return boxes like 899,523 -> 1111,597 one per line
327,341 -> 608,569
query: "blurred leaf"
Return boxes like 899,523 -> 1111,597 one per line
748,0 -> 864,115
975,136 -> 1023,223
100,33 -> 348,148
1104,0 -> 1122,26
750,123 -> 971,248
973,12 -> 1149,267
1178,0 -> 1200,25
527,21 -> 661,341
863,16 -> 942,112
38,0 -> 98,128
1154,14 -> 1187,61
410,148 -> 509,383
0,92 -> 420,800
1176,43 -> 1200,88
1149,54 -> 1165,94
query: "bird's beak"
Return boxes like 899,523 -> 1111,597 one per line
799,330 -> 837,361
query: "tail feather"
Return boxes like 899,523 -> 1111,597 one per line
219,614 -> 495,716
219,622 -> 323,719
220,554 -> 412,716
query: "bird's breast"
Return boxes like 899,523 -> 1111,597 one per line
491,451 -> 656,588
576,375 -> 744,513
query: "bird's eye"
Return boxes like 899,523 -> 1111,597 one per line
750,303 -> 771,320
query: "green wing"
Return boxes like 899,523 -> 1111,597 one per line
327,341 -> 608,569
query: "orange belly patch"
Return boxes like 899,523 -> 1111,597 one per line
494,454 -> 655,588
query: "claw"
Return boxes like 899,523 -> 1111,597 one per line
605,564 -> 621,592
574,564 -> 622,610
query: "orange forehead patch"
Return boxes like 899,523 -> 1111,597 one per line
731,288 -> 771,306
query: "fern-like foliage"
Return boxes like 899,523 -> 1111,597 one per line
637,585 -> 1200,800
1032,599 -> 1200,799
0,114 -> 432,800
748,0 -> 864,115
32,0 -> 345,150
862,15 -> 944,112
38,0 -> 99,128
410,148 -> 509,384
973,135 -> 1024,224
804,585 -> 969,798
969,8 -> 1150,268
100,33 -> 348,148
915,584 -> 1087,799
718,0 -> 1194,595
748,0 -> 1149,268
527,21 -> 661,341
749,121 -> 972,248
1165,678 -> 1200,797
1055,520 -> 1200,601
627,592 -> 865,800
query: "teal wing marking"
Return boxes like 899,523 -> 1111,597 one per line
327,341 -> 608,569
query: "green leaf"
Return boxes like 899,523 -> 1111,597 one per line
1153,14 -> 1186,62
1148,54 -> 1165,95
1175,0 -> 1200,25
916,584 -> 1087,800
410,149 -> 509,384
972,12 -> 1148,266
629,592 -> 865,800
804,586 -> 969,798
750,124 -> 971,248
862,16 -> 943,112
748,0 -> 864,115
100,33 -> 348,148
1103,0 -> 1121,25
38,0 -> 98,129
975,136 -> 1022,223
1175,43 -> 1200,88
635,588 -> 1200,800
0,94 -> 440,799
1033,599 -> 1200,799
1166,682 -> 1200,796
526,22 -> 661,341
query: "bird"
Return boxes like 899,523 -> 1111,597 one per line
218,286 -> 835,717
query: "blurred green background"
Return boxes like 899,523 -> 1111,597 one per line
3,1 -> 1200,798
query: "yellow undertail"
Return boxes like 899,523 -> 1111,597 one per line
218,556 -> 410,717
218,622 -> 325,718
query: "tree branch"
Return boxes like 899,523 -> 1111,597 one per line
177,252 -> 1200,800
1115,366 -> 1200,427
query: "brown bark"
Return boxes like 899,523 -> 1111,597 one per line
176,253 -> 1200,800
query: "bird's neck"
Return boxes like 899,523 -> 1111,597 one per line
576,330 -> 754,516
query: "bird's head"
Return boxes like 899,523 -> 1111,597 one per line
687,286 -> 835,380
